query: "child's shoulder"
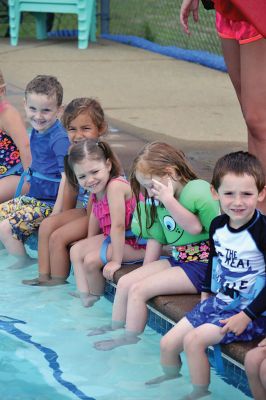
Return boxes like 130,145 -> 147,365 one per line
49,120 -> 68,139
180,179 -> 215,204
106,176 -> 130,195
184,179 -> 211,190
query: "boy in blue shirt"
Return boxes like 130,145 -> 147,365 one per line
0,75 -> 70,269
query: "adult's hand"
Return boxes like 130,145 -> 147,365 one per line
180,0 -> 200,34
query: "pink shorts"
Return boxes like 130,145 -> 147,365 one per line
216,11 -> 263,44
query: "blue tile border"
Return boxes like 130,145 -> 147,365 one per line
104,281 -> 252,398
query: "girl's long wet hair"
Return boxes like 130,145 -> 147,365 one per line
65,138 -> 122,190
130,141 -> 198,233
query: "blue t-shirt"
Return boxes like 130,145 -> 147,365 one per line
28,120 -> 70,204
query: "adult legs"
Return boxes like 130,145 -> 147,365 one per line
245,345 -> 266,400
222,38 -> 266,213
240,39 -> 266,213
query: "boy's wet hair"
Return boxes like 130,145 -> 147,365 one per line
130,141 -> 197,233
65,138 -> 122,189
25,75 -> 63,106
61,97 -> 107,134
211,151 -> 265,192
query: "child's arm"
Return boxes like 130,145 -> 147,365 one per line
143,238 -> 162,265
50,173 -> 66,215
62,179 -> 78,212
102,181 -> 127,281
151,178 -> 202,235
87,209 -> 100,238
2,104 -> 32,170
201,220 -> 216,302
220,287 -> 266,336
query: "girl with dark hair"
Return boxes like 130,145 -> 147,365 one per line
69,139 -> 146,307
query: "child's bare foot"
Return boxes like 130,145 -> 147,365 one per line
22,273 -> 50,285
94,333 -> 140,351
145,362 -> 182,385
68,291 -> 80,298
179,391 -> 211,400
8,257 -> 36,270
180,385 -> 211,400
87,321 -> 124,336
87,325 -> 113,336
80,293 -> 100,308
37,277 -> 68,286
145,373 -> 182,385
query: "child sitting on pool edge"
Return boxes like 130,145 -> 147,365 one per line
22,97 -> 107,286
68,138 -> 146,308
0,75 -> 70,269
146,151 -> 266,400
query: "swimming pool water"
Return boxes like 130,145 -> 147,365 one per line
1,252 -> 250,400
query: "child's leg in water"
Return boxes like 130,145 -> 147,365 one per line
70,234 -> 106,307
145,317 -> 193,385
23,210 -> 87,286
0,219 -> 35,269
180,323 -> 224,399
94,263 -> 197,349
88,247 -> 147,336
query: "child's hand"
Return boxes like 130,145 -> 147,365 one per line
220,311 -> 251,336
151,177 -> 174,204
258,337 -> 266,347
103,261 -> 121,281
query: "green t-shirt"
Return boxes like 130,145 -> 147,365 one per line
131,179 -> 220,246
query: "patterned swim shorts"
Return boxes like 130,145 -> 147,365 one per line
0,195 -> 53,242
186,296 -> 266,344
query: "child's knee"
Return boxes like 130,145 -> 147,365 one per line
128,282 -> 146,302
183,330 -> 202,353
244,348 -> 259,374
116,274 -> 133,293
160,334 -> 177,354
38,217 -> 54,238
70,243 -> 80,262
84,253 -> 98,272
49,228 -> 64,249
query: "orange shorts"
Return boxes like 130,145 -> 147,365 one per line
216,11 -> 263,44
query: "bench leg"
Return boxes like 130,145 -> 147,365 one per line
35,13 -> 48,40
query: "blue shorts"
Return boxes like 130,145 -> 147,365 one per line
186,296 -> 266,344
168,257 -> 207,293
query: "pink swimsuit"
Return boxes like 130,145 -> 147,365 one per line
91,177 -> 145,249
0,100 -> 22,177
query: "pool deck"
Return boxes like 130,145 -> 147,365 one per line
0,35 -> 247,180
